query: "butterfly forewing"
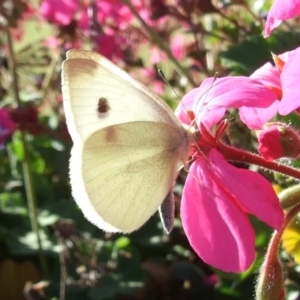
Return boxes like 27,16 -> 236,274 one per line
62,50 -> 181,144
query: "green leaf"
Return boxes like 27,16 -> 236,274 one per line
221,31 -> 300,75
221,34 -> 271,74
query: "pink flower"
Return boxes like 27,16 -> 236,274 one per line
0,108 -> 17,145
175,78 -> 284,272
150,47 -> 168,64
40,0 -> 78,26
151,33 -> 186,64
250,47 -> 300,117
176,76 -> 277,130
97,0 -> 133,30
181,149 -> 283,272
78,0 -> 133,30
41,0 -> 134,58
170,35 -> 186,60
265,0 -> 300,37
95,32 -> 124,60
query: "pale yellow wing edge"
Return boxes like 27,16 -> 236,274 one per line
70,144 -> 121,232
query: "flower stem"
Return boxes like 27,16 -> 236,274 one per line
218,142 -> 300,180
6,26 -> 48,278
256,202 -> 300,300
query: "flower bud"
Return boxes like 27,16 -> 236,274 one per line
278,185 -> 300,210
257,122 -> 300,161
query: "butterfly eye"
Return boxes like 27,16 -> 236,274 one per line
97,97 -> 111,113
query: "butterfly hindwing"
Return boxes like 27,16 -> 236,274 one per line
71,121 -> 185,232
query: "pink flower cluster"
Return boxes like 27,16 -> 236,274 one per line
176,0 -> 300,272
40,0 -> 188,66
40,0 -> 133,60
39,0 -> 192,94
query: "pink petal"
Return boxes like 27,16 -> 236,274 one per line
175,88 -> 198,125
171,35 -> 185,59
239,100 -> 280,129
250,62 -> 281,93
181,156 -> 256,272
278,48 -> 297,62
264,0 -> 300,37
193,77 -> 277,130
279,47 -> 300,115
208,149 -> 284,230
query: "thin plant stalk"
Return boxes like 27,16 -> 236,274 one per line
5,26 -> 49,278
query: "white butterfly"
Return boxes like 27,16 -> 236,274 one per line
61,49 -> 192,233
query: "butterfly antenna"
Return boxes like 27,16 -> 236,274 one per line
158,69 -> 194,126
158,69 -> 181,101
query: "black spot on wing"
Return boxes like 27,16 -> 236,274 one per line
97,97 -> 111,114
